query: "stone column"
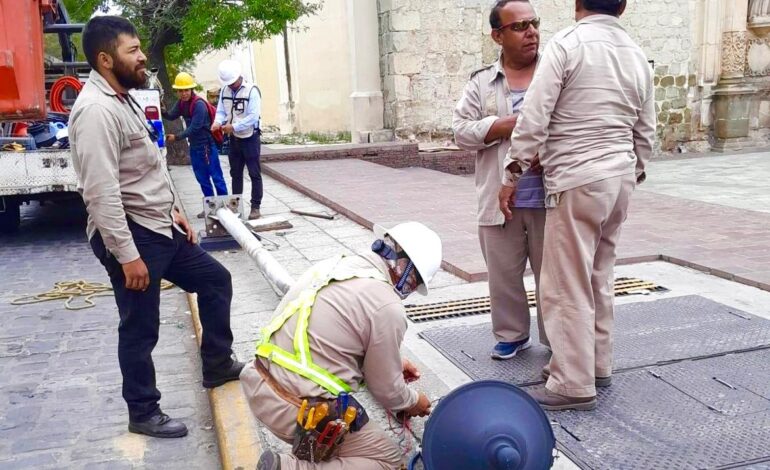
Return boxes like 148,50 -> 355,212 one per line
712,0 -> 756,151
748,0 -> 770,33
694,0 -> 725,132
346,0 -> 392,143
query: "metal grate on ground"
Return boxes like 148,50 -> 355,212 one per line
418,295 -> 770,386
541,348 -> 770,469
405,277 -> 668,323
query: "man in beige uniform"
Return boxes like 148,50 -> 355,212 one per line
243,222 -> 441,469
499,0 -> 655,410
69,16 -> 242,438
453,0 -> 549,360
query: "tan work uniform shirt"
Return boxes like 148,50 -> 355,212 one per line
262,252 -> 419,412
453,57 -> 527,226
70,71 -> 180,264
503,15 -> 655,204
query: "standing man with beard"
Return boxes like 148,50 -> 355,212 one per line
499,0 -> 655,410
453,0 -> 549,360
69,16 -> 245,438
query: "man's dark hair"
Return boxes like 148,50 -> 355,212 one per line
489,0 -> 530,29
583,0 -> 624,16
82,15 -> 138,69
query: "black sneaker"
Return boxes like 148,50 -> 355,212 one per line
257,450 -> 281,470
203,360 -> 246,389
128,412 -> 188,438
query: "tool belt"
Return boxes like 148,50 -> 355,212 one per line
255,360 -> 370,462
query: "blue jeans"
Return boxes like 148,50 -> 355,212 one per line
190,142 -> 228,197
90,220 -> 234,421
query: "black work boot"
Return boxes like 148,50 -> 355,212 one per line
203,360 -> 246,389
128,412 -> 188,438
256,450 -> 281,470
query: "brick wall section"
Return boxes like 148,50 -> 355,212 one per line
262,143 -> 476,175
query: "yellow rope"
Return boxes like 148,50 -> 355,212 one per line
11,280 -> 175,311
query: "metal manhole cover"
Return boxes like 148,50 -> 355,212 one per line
418,296 -> 770,386
539,349 -> 770,469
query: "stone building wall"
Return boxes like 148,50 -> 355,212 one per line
746,29 -> 770,143
377,0 -> 486,140
378,0 -> 702,151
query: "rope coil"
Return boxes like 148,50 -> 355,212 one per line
11,280 -> 174,310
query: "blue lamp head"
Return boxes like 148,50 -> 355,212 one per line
420,380 -> 555,470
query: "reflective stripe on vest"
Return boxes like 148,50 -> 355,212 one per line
255,255 -> 390,395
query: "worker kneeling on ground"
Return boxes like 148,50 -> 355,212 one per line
242,222 -> 442,470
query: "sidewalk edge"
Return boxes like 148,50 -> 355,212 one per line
187,292 -> 262,470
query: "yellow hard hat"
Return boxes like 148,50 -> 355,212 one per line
172,72 -> 197,90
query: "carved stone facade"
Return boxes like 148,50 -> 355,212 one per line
749,0 -> 770,18
720,32 -> 749,78
746,38 -> 770,76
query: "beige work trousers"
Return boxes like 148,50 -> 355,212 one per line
478,208 -> 549,347
240,362 -> 403,470
540,173 -> 635,398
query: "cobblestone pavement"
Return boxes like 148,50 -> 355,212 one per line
0,201 -> 218,469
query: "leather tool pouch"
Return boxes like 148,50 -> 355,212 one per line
292,395 -> 369,462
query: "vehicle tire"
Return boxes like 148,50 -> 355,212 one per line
0,198 -> 21,234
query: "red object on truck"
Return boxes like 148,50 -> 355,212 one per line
0,0 -> 48,121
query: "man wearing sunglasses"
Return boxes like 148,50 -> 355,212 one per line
499,0 -> 655,411
453,0 -> 550,363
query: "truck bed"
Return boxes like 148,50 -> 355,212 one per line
0,149 -> 77,196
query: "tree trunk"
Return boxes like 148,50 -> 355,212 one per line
148,45 -> 190,166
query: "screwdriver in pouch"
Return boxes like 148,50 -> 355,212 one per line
312,403 -> 329,427
297,399 -> 309,426
343,406 -> 357,427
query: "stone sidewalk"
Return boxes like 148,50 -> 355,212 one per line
265,150 -> 770,290
0,202 -> 219,469
168,147 -> 770,469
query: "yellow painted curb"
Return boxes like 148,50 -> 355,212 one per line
187,292 -> 262,470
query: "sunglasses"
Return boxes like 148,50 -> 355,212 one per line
497,17 -> 540,32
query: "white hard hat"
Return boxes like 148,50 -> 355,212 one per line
374,222 -> 442,295
218,60 -> 242,86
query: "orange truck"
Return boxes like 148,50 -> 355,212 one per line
0,0 -> 88,232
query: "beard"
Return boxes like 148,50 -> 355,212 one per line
113,57 -> 147,90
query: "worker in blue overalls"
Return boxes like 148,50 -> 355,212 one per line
164,72 -> 228,218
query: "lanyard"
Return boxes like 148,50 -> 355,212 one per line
123,93 -> 160,142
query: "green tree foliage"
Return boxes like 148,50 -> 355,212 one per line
62,0 -> 319,162
64,0 -> 318,77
